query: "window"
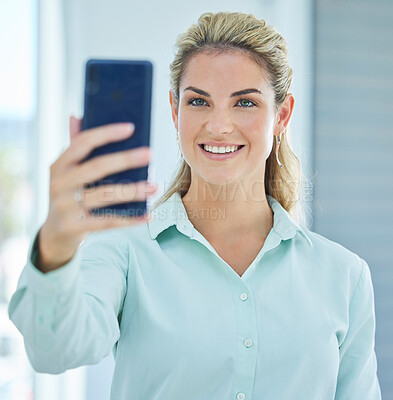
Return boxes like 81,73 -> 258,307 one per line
0,0 -> 37,398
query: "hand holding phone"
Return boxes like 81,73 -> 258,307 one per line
37,117 -> 157,273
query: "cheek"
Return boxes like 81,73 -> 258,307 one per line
238,106 -> 270,127
180,107 -> 206,126
238,113 -> 271,139
178,108 -> 205,144
241,114 -> 274,159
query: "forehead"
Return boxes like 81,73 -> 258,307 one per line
180,49 -> 270,90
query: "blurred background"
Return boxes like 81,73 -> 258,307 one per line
0,0 -> 392,399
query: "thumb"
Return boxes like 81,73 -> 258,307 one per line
69,115 -> 82,141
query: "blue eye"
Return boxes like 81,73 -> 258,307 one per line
187,97 -> 256,108
188,98 -> 207,107
237,99 -> 255,108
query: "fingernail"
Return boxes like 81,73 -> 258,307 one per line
146,183 -> 157,192
119,123 -> 134,136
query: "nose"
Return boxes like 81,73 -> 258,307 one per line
205,106 -> 234,135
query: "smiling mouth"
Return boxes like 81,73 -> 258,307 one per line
199,144 -> 245,154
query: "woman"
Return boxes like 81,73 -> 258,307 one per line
8,11 -> 381,400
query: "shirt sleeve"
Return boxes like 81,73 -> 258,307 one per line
335,258 -> 382,399
7,224 -> 129,374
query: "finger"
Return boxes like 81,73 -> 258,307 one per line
55,122 -> 135,174
54,147 -> 151,194
84,181 -> 157,209
63,181 -> 157,209
69,116 -> 82,141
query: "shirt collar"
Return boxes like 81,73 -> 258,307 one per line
148,191 -> 312,247
266,195 -> 313,246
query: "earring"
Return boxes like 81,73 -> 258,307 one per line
275,131 -> 284,168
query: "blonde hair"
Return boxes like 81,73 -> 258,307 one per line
152,11 -> 306,223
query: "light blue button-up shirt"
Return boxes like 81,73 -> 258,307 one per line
8,192 -> 381,399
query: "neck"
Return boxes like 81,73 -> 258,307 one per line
181,178 -> 273,239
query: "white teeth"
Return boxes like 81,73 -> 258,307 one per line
203,144 -> 240,154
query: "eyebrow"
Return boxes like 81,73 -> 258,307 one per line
183,86 -> 263,97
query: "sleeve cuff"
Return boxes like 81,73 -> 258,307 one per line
17,225 -> 82,295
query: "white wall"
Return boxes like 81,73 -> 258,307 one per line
57,1 -> 313,398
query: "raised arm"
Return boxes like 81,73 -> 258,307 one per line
8,227 -> 131,373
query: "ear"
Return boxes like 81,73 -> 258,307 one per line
169,90 -> 179,131
274,93 -> 295,136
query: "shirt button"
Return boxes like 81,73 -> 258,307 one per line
236,392 -> 246,400
244,338 -> 253,348
240,293 -> 248,301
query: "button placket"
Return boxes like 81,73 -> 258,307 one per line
244,338 -> 253,348
240,292 -> 248,301
232,285 -> 257,400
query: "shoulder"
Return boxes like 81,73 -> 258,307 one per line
293,226 -> 374,321
299,225 -> 366,287
303,226 -> 361,259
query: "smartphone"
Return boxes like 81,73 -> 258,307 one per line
80,59 -> 153,217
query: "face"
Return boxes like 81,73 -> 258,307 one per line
169,50 -> 294,190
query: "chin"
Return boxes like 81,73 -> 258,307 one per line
200,172 -> 241,187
